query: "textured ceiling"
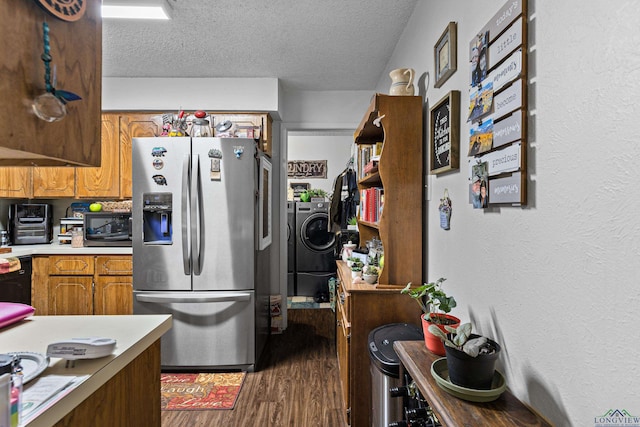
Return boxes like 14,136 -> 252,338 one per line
102,0 -> 418,91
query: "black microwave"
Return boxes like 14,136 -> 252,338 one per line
83,212 -> 132,246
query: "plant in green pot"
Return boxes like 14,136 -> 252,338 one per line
428,323 -> 501,390
401,278 -> 460,356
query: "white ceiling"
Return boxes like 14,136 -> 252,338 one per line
102,0 -> 418,91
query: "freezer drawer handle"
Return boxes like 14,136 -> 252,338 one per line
135,292 -> 251,303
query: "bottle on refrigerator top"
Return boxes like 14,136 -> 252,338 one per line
191,110 -> 211,137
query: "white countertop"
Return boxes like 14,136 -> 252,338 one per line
1,244 -> 132,257
0,315 -> 171,427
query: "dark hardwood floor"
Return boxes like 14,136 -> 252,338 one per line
161,308 -> 347,427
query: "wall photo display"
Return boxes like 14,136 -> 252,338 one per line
466,0 -> 528,207
434,22 -> 457,88
430,90 -> 460,175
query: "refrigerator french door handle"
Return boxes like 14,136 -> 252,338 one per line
191,154 -> 202,275
182,154 -> 191,275
135,292 -> 251,303
197,154 -> 205,273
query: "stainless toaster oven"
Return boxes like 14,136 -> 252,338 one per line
83,212 -> 132,246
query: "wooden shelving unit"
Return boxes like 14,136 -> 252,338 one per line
335,94 -> 424,427
354,94 -> 424,286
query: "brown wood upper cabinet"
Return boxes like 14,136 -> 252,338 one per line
0,112 -> 271,199
0,0 -> 102,167
76,115 -> 121,198
0,168 -> 33,199
118,114 -> 165,199
33,167 -> 75,198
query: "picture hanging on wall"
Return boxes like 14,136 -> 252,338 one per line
470,30 -> 489,88
434,22 -> 457,88
468,118 -> 493,156
470,162 -> 489,209
468,81 -> 494,123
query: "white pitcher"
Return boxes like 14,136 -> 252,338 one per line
389,68 -> 415,96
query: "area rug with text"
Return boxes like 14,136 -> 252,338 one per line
160,372 -> 246,410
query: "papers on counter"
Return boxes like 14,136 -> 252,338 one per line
20,375 -> 89,425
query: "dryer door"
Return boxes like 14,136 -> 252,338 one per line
300,213 -> 335,252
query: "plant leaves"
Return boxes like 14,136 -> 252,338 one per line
452,323 -> 472,347
462,336 -> 487,357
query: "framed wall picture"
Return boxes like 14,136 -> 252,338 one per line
430,90 -> 460,175
434,22 -> 457,88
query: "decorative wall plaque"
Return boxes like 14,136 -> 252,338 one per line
430,90 -> 460,175
287,160 -> 327,179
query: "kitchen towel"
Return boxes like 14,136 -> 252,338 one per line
0,257 -> 20,274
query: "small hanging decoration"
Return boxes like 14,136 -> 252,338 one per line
439,189 -> 452,230
32,21 -> 82,122
35,0 -> 87,22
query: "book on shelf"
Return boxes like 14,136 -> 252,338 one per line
363,160 -> 378,175
359,187 -> 383,223
358,143 -> 382,179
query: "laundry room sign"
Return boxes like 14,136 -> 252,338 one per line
287,160 -> 327,179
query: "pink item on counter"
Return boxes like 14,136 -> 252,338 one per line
0,303 -> 35,329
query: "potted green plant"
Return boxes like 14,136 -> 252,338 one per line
346,256 -> 359,268
362,265 -> 379,284
401,278 -> 460,356
428,323 -> 501,390
351,265 -> 363,278
347,217 -> 358,231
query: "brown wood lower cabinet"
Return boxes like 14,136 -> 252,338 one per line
33,254 -> 133,316
93,275 -> 133,315
48,276 -> 94,315
335,261 -> 421,427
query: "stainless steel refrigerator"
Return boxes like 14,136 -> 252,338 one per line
131,136 -> 270,371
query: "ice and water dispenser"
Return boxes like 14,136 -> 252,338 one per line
142,193 -> 173,244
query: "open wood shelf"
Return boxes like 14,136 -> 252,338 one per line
358,171 -> 381,186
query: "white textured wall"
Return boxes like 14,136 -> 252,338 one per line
374,1 -> 640,425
